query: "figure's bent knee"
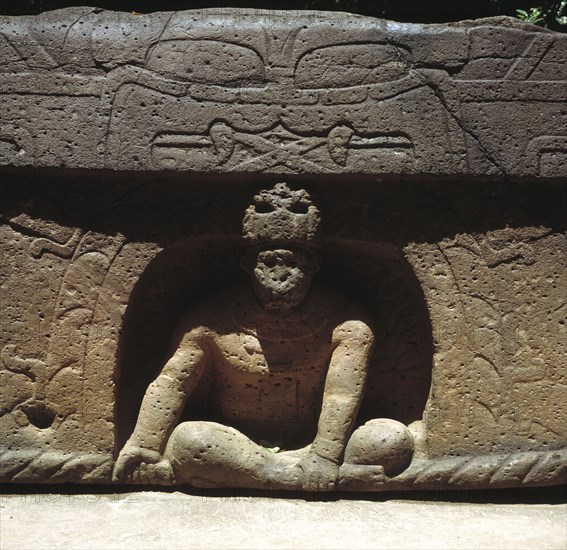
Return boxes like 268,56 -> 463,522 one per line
344,418 -> 414,477
166,421 -> 234,462
164,421 -> 269,487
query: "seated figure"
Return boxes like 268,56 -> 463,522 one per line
113,183 -> 415,490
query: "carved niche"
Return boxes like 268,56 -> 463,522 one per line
1,8 -> 565,491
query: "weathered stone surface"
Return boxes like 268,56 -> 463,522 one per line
2,492 -> 566,550
1,8 -> 566,177
0,8 -> 565,492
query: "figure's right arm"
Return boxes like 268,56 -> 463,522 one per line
113,328 -> 208,481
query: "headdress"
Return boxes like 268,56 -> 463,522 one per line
242,183 -> 321,249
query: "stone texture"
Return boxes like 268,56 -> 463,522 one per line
0,8 -> 566,177
0,8 -> 566,492
1,492 -> 566,550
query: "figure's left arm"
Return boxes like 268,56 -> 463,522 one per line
300,319 -> 374,489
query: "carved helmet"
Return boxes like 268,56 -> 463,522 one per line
242,182 -> 321,251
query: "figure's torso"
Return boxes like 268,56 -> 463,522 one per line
178,283 -> 368,447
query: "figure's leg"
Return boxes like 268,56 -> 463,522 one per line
338,418 -> 416,490
164,421 -> 304,489
343,418 -> 415,477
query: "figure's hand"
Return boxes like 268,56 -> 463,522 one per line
298,452 -> 340,491
113,443 -> 161,482
129,458 -> 175,485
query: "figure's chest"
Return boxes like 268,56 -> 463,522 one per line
214,331 -> 332,377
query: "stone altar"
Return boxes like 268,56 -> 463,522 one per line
1,7 -> 566,491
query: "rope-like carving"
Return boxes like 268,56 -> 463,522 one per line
340,448 -> 567,491
0,450 -> 113,484
1,447 -> 564,490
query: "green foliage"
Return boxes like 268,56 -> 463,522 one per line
516,7 -> 545,24
259,440 -> 281,453
516,0 -> 567,27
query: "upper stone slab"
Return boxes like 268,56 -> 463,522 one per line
1,7 -> 566,177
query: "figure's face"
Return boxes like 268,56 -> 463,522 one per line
247,248 -> 317,311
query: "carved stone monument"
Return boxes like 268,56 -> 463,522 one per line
1,8 -> 566,491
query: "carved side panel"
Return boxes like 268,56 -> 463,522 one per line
1,176 -> 255,482
403,187 -> 566,458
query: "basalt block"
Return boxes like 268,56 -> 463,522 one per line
1,8 -> 565,492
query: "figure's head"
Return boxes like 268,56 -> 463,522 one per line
241,183 -> 321,311
243,246 -> 319,311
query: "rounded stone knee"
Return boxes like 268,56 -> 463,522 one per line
164,421 -> 268,487
344,418 -> 415,477
167,421 -> 215,461
164,421 -> 230,485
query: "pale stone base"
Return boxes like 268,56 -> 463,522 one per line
1,490 -> 565,549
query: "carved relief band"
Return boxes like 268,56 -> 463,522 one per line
1,8 -> 565,492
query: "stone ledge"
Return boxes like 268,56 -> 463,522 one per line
1,8 -> 565,177
1,491 -> 566,549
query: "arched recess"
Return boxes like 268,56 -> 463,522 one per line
116,236 -> 245,449
116,235 -> 434,450
323,239 -> 433,426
